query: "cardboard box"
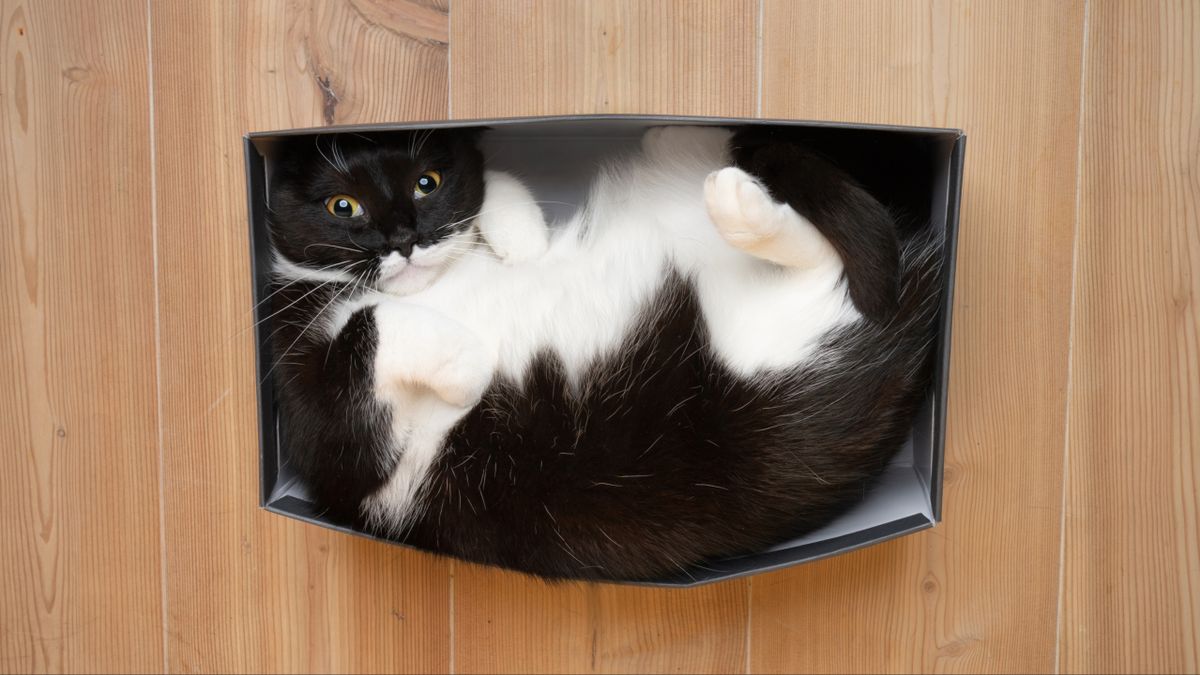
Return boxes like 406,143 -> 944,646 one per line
244,115 -> 965,586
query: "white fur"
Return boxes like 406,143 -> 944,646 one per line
336,125 -> 860,521
476,170 -> 550,264
272,252 -> 359,284
363,305 -> 496,531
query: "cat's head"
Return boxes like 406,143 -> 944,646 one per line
267,129 -> 485,295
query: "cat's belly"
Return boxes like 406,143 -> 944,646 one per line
399,216 -> 860,385
401,223 -> 674,384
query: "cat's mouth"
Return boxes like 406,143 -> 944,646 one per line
375,247 -> 449,295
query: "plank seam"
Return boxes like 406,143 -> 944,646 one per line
143,0 -> 170,671
1054,1 -> 1092,671
745,578 -> 754,674
755,0 -> 764,117
447,3 -> 455,672
751,2 -> 762,660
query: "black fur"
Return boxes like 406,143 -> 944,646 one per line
271,297 -> 389,521
268,130 -> 485,274
266,128 -> 943,581
268,130 -> 485,520
731,130 -> 902,321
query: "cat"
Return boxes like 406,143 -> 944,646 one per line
264,125 -> 942,581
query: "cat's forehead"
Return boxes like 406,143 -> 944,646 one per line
298,142 -> 416,184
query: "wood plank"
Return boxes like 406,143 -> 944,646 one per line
449,2 -> 756,672
751,1 -> 1085,672
454,562 -> 748,674
149,1 -> 450,672
1060,2 -> 1200,671
450,0 -> 758,118
0,1 -> 164,672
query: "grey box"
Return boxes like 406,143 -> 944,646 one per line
244,115 -> 965,587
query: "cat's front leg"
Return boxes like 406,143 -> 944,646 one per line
373,302 -> 495,409
704,167 -> 840,270
476,170 -> 549,265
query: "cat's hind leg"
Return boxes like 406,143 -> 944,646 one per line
704,167 -> 840,270
722,138 -> 903,321
477,170 -> 549,265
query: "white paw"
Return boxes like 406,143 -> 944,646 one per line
704,167 -> 784,248
377,330 -> 491,408
374,305 -> 494,408
478,171 -> 548,265
425,332 -> 493,408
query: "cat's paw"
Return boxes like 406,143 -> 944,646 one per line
423,331 -> 494,408
377,329 -> 492,409
374,304 -> 494,409
704,167 -> 784,248
478,171 -> 548,265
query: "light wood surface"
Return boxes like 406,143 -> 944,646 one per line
148,1 -> 450,672
0,1 -> 165,672
1059,2 -> 1200,672
751,2 -> 1085,672
1,1 -> 1197,673
450,0 -> 758,118
449,3 -> 756,672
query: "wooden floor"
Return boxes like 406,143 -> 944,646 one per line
1,1 -> 1196,672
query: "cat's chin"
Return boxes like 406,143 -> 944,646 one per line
376,262 -> 445,296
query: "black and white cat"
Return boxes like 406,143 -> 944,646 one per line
265,125 -> 941,581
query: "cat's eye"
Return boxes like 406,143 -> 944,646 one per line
324,194 -> 363,218
414,170 -> 442,198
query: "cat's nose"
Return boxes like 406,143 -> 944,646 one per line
386,230 -> 416,257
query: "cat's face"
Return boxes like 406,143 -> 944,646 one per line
268,130 -> 485,295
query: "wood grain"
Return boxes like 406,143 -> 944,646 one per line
751,1 -> 1085,672
450,0 -> 758,118
1059,2 -> 1200,672
0,1 -> 164,672
4,0 -> 1198,671
148,0 -> 450,672
449,2 -> 755,672
453,562 -> 748,674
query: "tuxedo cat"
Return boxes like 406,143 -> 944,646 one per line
265,125 -> 941,581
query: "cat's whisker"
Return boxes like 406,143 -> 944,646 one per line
427,243 -> 497,263
263,280 -> 356,385
323,268 -> 372,368
236,260 -> 368,341
413,128 -> 435,158
303,242 -> 368,255
243,278 -> 336,335
231,277 -> 337,352
314,135 -> 347,176
445,252 -> 499,264
330,136 -> 351,174
434,203 -> 540,233
244,259 -> 350,317
346,231 -> 371,252
448,200 -> 576,228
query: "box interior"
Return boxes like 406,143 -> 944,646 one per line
246,116 -> 963,586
